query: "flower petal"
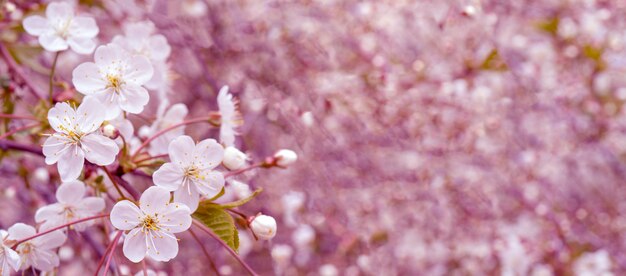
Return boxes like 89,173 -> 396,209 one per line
91,93 -> 122,120
47,102 -> 77,133
7,223 -> 36,241
39,34 -> 68,52
147,233 -> 178,262
68,16 -> 99,38
140,186 -> 171,215
125,56 -> 153,86
193,170 -> 225,199
57,146 -> 84,182
76,96 -> 106,133
160,204 -> 192,233
153,163 -> 184,191
78,197 -> 105,214
72,62 -> 106,95
94,43 -> 125,68
110,200 -> 142,230
42,135 -> 70,165
23,15 -> 50,36
122,228 -> 147,263
45,2 -> 73,21
5,246 -> 20,270
173,185 -> 200,212
168,135 -> 195,166
30,249 -> 59,271
56,180 -> 86,203
33,229 -> 66,250
68,36 -> 96,54
81,133 -> 119,165
194,138 -> 224,169
119,85 -> 149,114
148,35 -> 171,61
34,204 -> 63,224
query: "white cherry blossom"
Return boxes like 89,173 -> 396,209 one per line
217,86 -> 242,147
72,43 -> 154,120
22,2 -> 98,54
0,230 -> 20,276
152,135 -> 225,212
110,186 -> 192,263
42,97 -> 119,181
35,180 -> 105,231
138,103 -> 188,156
7,223 -> 66,272
250,214 -> 277,240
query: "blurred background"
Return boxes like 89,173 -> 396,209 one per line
3,0 -> 626,275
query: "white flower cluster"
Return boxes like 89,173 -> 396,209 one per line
1,1 -> 296,273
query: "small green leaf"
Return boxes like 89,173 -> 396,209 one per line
207,187 -> 225,201
193,203 -> 239,252
217,188 -> 263,209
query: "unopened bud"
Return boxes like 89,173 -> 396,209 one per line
250,214 -> 277,240
102,124 -> 119,139
223,146 -> 247,170
274,149 -> 297,167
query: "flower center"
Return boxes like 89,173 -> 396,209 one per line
54,18 -> 73,38
106,74 -> 125,93
184,166 -> 205,180
142,215 -> 160,231
19,242 -> 34,255
63,206 -> 76,220
58,125 -> 84,143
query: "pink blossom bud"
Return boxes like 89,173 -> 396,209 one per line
250,214 -> 277,240
102,124 -> 119,139
274,149 -> 297,167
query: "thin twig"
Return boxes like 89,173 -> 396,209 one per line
0,140 -> 43,156
13,214 -> 110,248
188,229 -> 221,276
0,122 -> 40,140
101,166 -> 127,200
49,52 -> 61,105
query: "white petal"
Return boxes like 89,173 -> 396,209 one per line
33,229 -> 66,250
72,62 -> 106,95
81,134 -> 119,165
194,139 -> 224,169
148,35 -> 171,61
147,233 -> 178,262
173,185 -> 200,212
68,36 -> 96,54
119,85 -> 149,114
110,201 -> 142,230
57,146 -> 84,182
42,135 -> 69,165
94,43 -> 125,68
140,186 -> 171,215
56,180 -> 86,203
123,228 -> 147,263
168,135 -> 195,166
125,56 -> 153,86
7,223 -> 36,240
30,249 -> 59,271
78,197 -> 105,214
76,96 -> 106,133
152,163 -> 184,191
23,15 -> 50,36
193,170 -> 224,199
39,34 -> 68,52
34,204 -> 63,224
5,246 -> 20,270
47,102 -> 76,133
160,204 -> 192,233
68,16 -> 99,38
91,93 -> 122,120
46,2 -> 73,21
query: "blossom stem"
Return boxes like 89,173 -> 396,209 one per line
0,140 -> 43,156
101,166 -> 127,200
0,114 -> 38,120
94,230 -> 122,276
130,117 -> 213,161
49,52 -> 61,106
192,219 -> 258,276
0,122 -> 40,140
103,230 -> 123,276
0,42 -> 44,100
224,162 -> 265,178
12,214 -> 110,248
134,154 -> 168,164
188,229 -> 221,276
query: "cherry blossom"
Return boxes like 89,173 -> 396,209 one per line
217,86 -> 242,147
110,186 -> 192,263
72,43 -> 154,120
7,223 -> 66,272
250,214 -> 277,240
42,97 -> 119,181
0,230 -> 20,276
34,180 -> 105,231
138,103 -> 188,156
153,135 -> 225,212
22,1 -> 98,54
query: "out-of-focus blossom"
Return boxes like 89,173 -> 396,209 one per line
292,224 -> 315,248
34,180 -> 105,231
222,146 -> 247,170
217,86 -> 241,147
139,103 -> 188,156
42,97 -> 119,181
152,135 -> 224,211
72,43 -> 154,120
274,149 -> 298,167
0,230 -> 20,276
110,187 -> 192,263
250,214 -> 277,240
573,250 -> 613,276
22,2 -> 98,54
8,223 -> 66,272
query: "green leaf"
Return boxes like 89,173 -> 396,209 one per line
207,187 -> 225,202
193,203 -> 239,253
217,188 -> 263,209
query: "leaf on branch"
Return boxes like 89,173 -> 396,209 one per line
207,187 -> 225,201
217,188 -> 263,209
193,203 -> 239,253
